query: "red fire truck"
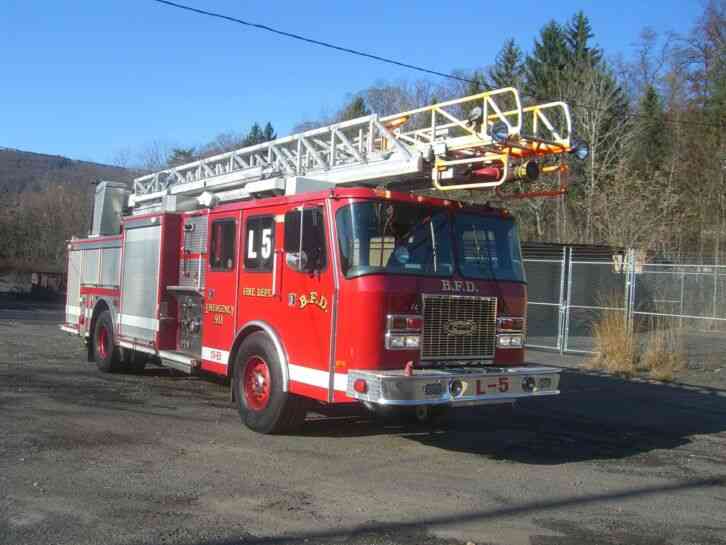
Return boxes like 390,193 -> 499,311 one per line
61,89 -> 586,433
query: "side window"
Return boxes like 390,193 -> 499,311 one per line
209,219 -> 236,271
244,216 -> 275,271
284,207 -> 327,271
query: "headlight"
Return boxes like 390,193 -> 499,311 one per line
497,334 -> 524,348
386,334 -> 420,350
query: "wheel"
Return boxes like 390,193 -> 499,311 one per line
122,348 -> 147,374
93,310 -> 121,373
233,332 -> 305,434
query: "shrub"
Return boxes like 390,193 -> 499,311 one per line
640,322 -> 686,381
588,307 -> 638,377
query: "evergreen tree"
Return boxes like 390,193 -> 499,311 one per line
634,84 -> 669,170
167,147 -> 195,167
337,96 -> 370,121
242,122 -> 265,146
487,39 -> 525,90
262,122 -> 276,142
524,21 -> 569,101
565,11 -> 603,67
466,70 -> 487,95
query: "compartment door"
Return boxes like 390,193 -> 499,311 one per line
281,204 -> 336,401
201,213 -> 240,372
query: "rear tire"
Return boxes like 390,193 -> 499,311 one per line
233,332 -> 305,434
93,310 -> 121,373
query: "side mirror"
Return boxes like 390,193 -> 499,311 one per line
285,250 -> 309,272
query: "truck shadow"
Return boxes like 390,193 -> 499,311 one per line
301,368 -> 726,465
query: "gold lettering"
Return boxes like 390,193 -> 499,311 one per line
205,303 -> 234,315
241,286 -> 274,298
298,291 -> 327,311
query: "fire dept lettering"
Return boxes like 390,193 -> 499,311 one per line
299,291 -> 327,311
440,280 -> 479,293
242,287 -> 273,297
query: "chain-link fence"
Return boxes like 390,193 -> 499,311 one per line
523,244 -> 726,360
631,262 -> 726,365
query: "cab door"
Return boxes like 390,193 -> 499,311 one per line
201,212 -> 240,373
281,203 -> 335,400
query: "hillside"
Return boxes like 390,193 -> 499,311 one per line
0,147 -> 134,193
0,148 -> 138,274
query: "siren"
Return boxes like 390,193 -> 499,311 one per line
491,121 -> 510,144
570,140 -> 589,160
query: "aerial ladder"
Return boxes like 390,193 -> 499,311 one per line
130,87 -> 587,213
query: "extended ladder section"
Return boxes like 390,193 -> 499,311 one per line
131,87 -> 579,211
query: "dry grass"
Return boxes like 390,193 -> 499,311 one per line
640,324 -> 687,381
587,308 -> 638,377
588,307 -> 686,382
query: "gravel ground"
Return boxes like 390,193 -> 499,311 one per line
1,301 -> 725,545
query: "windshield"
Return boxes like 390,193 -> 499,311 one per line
336,201 -> 524,282
453,212 -> 525,282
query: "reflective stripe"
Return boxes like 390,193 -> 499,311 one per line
202,346 -> 230,365
118,314 -> 159,330
289,363 -> 347,392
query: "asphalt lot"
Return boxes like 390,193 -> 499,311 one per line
1,302 -> 725,545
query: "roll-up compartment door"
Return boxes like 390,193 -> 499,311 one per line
120,224 -> 161,341
65,250 -> 82,325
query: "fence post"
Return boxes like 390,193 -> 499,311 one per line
624,248 -> 636,333
713,262 -> 719,320
557,246 -> 568,353
563,246 -> 574,353
680,269 -> 685,328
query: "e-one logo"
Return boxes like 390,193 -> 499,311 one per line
440,280 -> 479,293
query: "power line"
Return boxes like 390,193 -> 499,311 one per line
150,0 -> 472,83
151,0 -> 724,131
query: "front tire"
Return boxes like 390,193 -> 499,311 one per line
233,332 -> 305,434
93,310 -> 121,373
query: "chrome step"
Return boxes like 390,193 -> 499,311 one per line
158,350 -> 200,374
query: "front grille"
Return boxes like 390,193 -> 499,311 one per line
421,294 -> 497,361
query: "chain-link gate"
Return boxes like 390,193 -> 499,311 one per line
522,245 -> 567,350
524,244 -> 629,353
562,246 -> 629,353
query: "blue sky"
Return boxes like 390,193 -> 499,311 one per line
1,1 -> 702,164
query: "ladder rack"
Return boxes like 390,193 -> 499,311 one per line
130,87 -> 575,210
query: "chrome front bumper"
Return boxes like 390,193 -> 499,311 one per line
346,366 -> 560,406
